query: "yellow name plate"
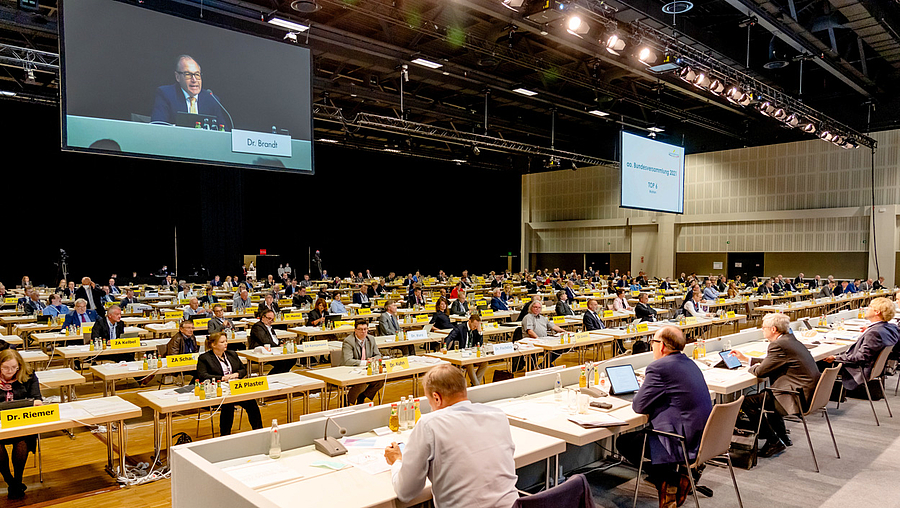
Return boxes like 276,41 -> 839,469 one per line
229,377 -> 269,395
104,301 -> 117,308
167,354 -> 197,367
574,331 -> 590,343
415,314 -> 430,323
164,311 -> 183,320
635,323 -> 649,333
717,298 -> 726,304
552,316 -> 566,324
726,311 -> 736,319
283,312 -> 304,321
193,318 -> 210,328
685,317 -> 697,324
475,300 -> 487,307
112,337 -> 141,349
631,291 -> 640,297
376,299 -> 386,307
602,310 -> 614,318
81,323 -> 94,334
278,299 -> 292,307
424,303 -> 436,311
179,298 -> 191,305
481,309 -> 494,317
484,322 -> 499,330
335,321 -> 355,328
1,404 -> 59,429
4,297 -> 18,304
358,308 -> 372,315
386,357 -> 410,373
250,296 -> 261,302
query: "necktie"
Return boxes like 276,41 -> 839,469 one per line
81,314 -> 86,323
360,340 -> 366,361
393,315 -> 399,330
189,96 -> 197,114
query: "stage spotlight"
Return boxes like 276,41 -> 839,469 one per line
725,86 -> 750,106
567,15 -> 590,35
772,108 -> 786,121
501,0 -> 526,11
679,66 -> 697,83
818,130 -> 834,142
605,34 -> 626,55
800,120 -> 816,133
758,101 -> 776,116
708,79 -> 725,95
692,72 -> 711,89
783,113 -> 800,128
830,134 -> 844,145
638,47 -> 658,65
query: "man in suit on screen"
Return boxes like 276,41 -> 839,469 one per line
150,55 -> 230,130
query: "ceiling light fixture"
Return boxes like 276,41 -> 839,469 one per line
267,16 -> 309,32
290,0 -> 320,13
588,109 -> 610,116
678,66 -> 697,83
501,0 -> 526,11
605,34 -> 626,55
567,15 -> 590,36
637,47 -> 658,65
758,101 -> 776,116
708,79 -> 725,95
411,58 -> 443,69
648,126 -> 664,132
692,72 -> 711,89
513,87 -> 538,96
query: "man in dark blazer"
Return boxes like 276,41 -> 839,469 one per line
819,281 -> 836,298
443,315 -> 487,385
63,299 -> 99,329
555,291 -> 575,317
341,321 -> 384,404
731,313 -> 820,457
634,293 -> 658,322
150,55 -> 230,130
117,289 -> 140,308
256,293 -> 280,317
91,306 -> 134,362
582,299 -> 605,331
248,309 -> 294,374
824,297 -> 900,393
407,287 -> 426,308
617,326 -> 712,506
352,289 -> 371,306
757,280 -> 774,295
75,277 -> 107,318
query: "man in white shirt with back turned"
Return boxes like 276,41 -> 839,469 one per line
384,364 -> 518,508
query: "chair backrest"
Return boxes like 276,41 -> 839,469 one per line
511,473 -> 595,508
805,366 -> 841,416
694,395 -> 744,466
329,349 -> 342,368
868,345 -> 894,382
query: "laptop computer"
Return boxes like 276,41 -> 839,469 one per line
605,364 -> 641,396
0,399 -> 36,411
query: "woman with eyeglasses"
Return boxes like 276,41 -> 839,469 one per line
0,349 -> 42,500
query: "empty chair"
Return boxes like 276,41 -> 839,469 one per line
633,396 -> 744,508
513,473 -> 595,508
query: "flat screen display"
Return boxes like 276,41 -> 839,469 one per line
59,0 -> 313,174
620,131 -> 684,214
605,364 -> 641,395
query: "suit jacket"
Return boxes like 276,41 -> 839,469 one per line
748,334 -> 820,414
793,277 -> 804,287
165,332 -> 198,356
23,299 -> 45,314
90,318 -> 126,345
555,300 -> 574,316
248,321 -> 280,348
757,285 -> 773,294
450,300 -> 469,316
430,311 -> 453,330
819,286 -> 834,298
659,281 -> 672,290
196,349 -> 246,382
256,301 -> 280,316
632,353 -> 712,464
341,334 -> 382,366
378,312 -> 401,336
118,297 -> 140,307
352,292 -> 371,305
834,321 -> 900,389
75,286 -> 107,317
491,297 -> 509,312
208,316 -> 232,335
407,294 -> 426,307
564,287 -> 576,301
150,83 -> 231,130
444,322 -> 482,349
63,310 -> 99,329
292,294 -> 313,308
634,302 -> 658,322
582,310 -> 604,331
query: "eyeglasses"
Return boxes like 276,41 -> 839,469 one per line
650,339 -> 662,344
177,71 -> 202,80
0,365 -> 19,373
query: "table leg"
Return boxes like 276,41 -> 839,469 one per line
117,419 -> 127,475
555,454 -> 560,487
165,413 -> 173,461
545,457 -> 550,490
287,392 -> 294,423
153,411 -> 160,458
304,391 -> 309,414
105,420 -> 114,472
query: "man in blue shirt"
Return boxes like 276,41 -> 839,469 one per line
42,294 -> 69,319
701,279 -> 719,301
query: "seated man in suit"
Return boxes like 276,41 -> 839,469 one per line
450,291 -> 469,316
490,288 -> 509,312
701,279 -> 719,301
22,290 -> 44,315
248,309 -> 295,374
341,321 -> 385,404
757,279 -> 774,295
555,291 -> 574,317
443,315 -> 488,385
407,287 -> 426,308
582,298 -> 605,331
634,293 -> 658,322
165,319 -> 199,356
42,293 -> 69,319
823,297 -> 900,398
150,55 -> 230,130
90,305 -> 134,362
183,297 -> 208,320
793,273 -> 805,287
730,313 -> 820,458
617,326 -> 712,507
117,289 -> 140,309
256,293 -> 280,317
378,300 -> 414,356
207,304 -> 235,335
108,278 -> 121,295
819,281 -> 836,298
232,289 -> 253,314
63,299 -> 98,329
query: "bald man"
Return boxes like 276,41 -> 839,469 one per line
150,54 -> 230,130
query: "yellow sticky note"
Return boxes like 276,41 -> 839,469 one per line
167,353 -> 197,367
1,404 -> 60,428
111,337 -> 141,349
229,377 -> 269,395
386,357 -> 410,373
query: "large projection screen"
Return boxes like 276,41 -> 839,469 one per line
620,131 -> 685,214
60,0 -> 313,174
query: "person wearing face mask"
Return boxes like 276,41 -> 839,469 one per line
75,277 -> 107,318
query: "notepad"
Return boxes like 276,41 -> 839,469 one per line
567,414 -> 627,428
222,460 -> 303,489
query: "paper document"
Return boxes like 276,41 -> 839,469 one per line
59,405 -> 92,421
567,413 -> 627,428
497,400 -> 562,424
341,451 -> 392,475
223,460 -> 303,489
79,398 -> 128,416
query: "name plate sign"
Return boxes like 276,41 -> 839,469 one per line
415,314 -> 430,323
484,322 -> 499,330
385,357 -> 410,373
424,303 -> 436,311
229,377 -> 269,395
358,308 -> 372,315
406,329 -> 428,340
193,318 -> 210,328
726,311 -> 736,319
635,323 -> 649,333
112,337 -> 141,349
302,340 -> 329,352
164,311 -> 183,320
685,317 -> 697,324
602,310 -> 614,318
574,331 -> 591,343
492,343 -> 514,354
4,297 -> 18,304
167,354 -> 197,367
552,316 -> 566,324
179,299 -> 191,305
81,323 -> 94,334
278,299 -> 292,307
284,312 -> 304,321
231,129 -> 292,157
335,321 -> 355,328
481,309 -> 494,317
2,404 -> 59,429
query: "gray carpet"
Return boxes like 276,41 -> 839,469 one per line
584,383 -> 900,508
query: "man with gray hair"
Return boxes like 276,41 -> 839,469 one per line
150,54 -> 230,130
731,313 -> 819,458
384,364 -> 518,508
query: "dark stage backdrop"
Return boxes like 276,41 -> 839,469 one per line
0,99 -> 521,287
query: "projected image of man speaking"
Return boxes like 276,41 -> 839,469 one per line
150,55 -> 230,131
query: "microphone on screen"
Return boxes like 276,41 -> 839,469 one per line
205,89 -> 234,131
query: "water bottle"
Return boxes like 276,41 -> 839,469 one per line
554,373 -> 562,401
268,419 -> 281,458
399,397 -> 408,430
599,371 -> 608,392
725,339 -> 732,351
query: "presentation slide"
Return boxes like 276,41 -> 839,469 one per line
620,131 -> 685,214
59,0 -> 313,174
